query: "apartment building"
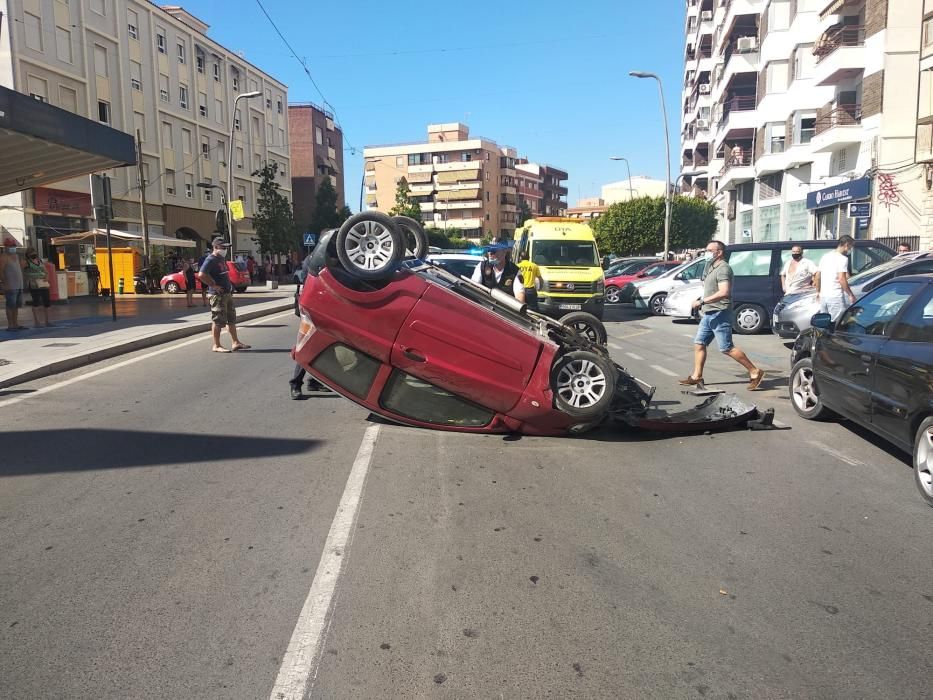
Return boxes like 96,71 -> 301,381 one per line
917,2 -> 933,243
288,102 -> 344,235
363,123 -> 568,240
0,1 -> 289,257
517,160 -> 569,217
681,0 -> 928,249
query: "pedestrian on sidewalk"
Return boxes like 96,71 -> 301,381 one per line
816,234 -> 856,321
198,237 -> 251,353
23,248 -> 53,327
197,247 -> 210,307
182,258 -> 197,307
679,241 -> 765,390
1,240 -> 26,330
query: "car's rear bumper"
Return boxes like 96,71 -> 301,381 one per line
772,320 -> 800,339
537,294 -> 604,320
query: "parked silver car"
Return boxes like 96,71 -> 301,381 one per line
661,281 -> 702,320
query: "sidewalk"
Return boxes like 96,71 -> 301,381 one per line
0,285 -> 296,388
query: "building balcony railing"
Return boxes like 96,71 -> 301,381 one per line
814,25 -> 865,62
722,94 -> 756,118
719,148 -> 752,175
694,154 -> 709,167
815,104 -> 862,135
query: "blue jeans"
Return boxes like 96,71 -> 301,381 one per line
4,289 -> 22,309
694,308 -> 734,352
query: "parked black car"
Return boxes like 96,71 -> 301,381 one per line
788,275 -> 933,507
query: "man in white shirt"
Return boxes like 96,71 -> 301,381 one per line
471,243 -> 526,301
780,245 -> 819,294
816,235 -> 856,320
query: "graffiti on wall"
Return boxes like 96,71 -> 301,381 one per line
876,173 -> 901,209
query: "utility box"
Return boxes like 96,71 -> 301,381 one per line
96,247 -> 143,294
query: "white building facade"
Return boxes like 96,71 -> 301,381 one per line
602,176 -> 670,203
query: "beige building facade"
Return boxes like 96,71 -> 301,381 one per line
917,1 -> 933,245
0,1 -> 290,257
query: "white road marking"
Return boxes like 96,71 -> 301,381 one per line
683,333 -> 696,339
608,342 -> 623,350
773,419 -> 789,429
651,365 -> 678,377
626,352 -> 644,361
0,311 -> 296,410
807,440 -> 864,467
270,424 -> 381,700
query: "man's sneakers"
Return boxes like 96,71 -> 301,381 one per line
678,376 -> 704,386
307,379 -> 333,393
290,384 -> 302,400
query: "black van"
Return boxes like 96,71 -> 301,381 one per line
709,240 -> 893,334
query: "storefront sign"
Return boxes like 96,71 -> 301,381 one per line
805,176 -> 872,210
848,202 -> 871,218
34,187 -> 92,217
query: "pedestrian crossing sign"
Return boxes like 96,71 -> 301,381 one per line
228,199 -> 245,221
303,233 -> 317,247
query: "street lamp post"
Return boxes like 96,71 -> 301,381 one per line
630,71 -> 672,260
609,156 -> 636,200
197,182 -> 229,246
228,90 -> 262,255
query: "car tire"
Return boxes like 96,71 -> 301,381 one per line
913,416 -> 933,508
789,358 -> 832,420
734,303 -> 766,334
165,281 -> 180,294
336,212 -> 405,280
391,216 -> 428,260
605,285 -> 621,304
551,350 -> 617,420
559,311 -> 608,345
649,293 -> 667,316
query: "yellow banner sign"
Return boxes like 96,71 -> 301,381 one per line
228,199 -> 245,221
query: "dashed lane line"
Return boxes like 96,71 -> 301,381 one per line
625,352 -> 645,361
806,440 -> 865,467
608,342 -> 623,350
650,365 -> 679,378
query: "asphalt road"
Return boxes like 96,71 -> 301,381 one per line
1,307 -> 930,699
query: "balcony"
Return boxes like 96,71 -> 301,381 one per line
810,103 -> 863,152
717,146 -> 754,190
812,25 -> 865,86
718,94 -> 758,134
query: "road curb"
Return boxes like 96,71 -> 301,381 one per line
0,300 -> 293,390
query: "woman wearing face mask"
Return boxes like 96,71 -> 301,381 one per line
23,248 -> 53,327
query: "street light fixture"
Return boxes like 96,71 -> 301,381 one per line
228,90 -> 262,254
609,156 -> 636,200
630,70 -> 672,260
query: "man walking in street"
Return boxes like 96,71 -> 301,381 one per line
780,245 -> 819,294
517,251 -> 543,311
1,240 -> 26,330
198,237 -> 250,353
679,241 -> 764,390
816,234 -> 856,320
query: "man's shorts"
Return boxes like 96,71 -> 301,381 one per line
209,292 -> 236,326
4,289 -> 22,309
694,308 -> 734,352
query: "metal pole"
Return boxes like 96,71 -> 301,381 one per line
136,131 -> 150,263
655,77 -> 673,261
624,159 -> 635,200
102,175 -> 117,322
228,98 -> 238,254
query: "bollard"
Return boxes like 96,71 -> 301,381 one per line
118,278 -> 125,294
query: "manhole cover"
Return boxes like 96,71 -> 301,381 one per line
43,342 -> 79,348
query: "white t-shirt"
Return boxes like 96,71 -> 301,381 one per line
471,260 -> 525,297
818,250 -> 849,299
781,257 -> 818,293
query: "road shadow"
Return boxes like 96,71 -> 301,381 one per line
0,429 -> 320,477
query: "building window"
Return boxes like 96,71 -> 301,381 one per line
232,73 -> 239,92
799,115 -> 816,144
133,111 -> 145,141
184,174 -> 193,198
159,74 -> 169,102
127,10 -> 138,39
264,88 -> 271,108
217,139 -> 225,161
276,98 -> 282,114
234,109 -> 241,131
201,137 -> 210,159
759,172 -> 783,199
94,45 -> 108,77
279,128 -> 285,146
213,63 -> 221,82
315,126 -> 323,145
27,75 -> 47,102
461,153 -> 472,162
156,29 -> 166,54
203,178 -> 213,201
213,99 -> 222,124
177,43 -> 186,64
767,122 -> 785,153
179,84 -> 189,110
435,154 -> 449,164
165,169 -> 176,195
794,43 -> 815,79
182,128 -> 192,154
97,100 -> 111,124
196,53 -> 204,73
236,147 -> 244,169
130,61 -> 142,91
59,86 -> 78,113
56,26 -> 73,63
924,17 -> 933,46
161,121 -> 172,148
199,92 -> 208,118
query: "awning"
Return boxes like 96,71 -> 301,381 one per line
406,171 -> 434,183
438,188 -> 480,201
50,228 -> 196,248
0,86 -> 136,196
436,169 -> 480,184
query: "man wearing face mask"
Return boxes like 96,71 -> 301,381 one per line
780,245 -> 819,294
816,234 -> 856,320
0,240 -> 26,331
198,236 -> 251,353
471,241 -> 525,301
680,241 -> 764,391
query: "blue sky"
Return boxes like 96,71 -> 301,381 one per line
182,0 -> 686,208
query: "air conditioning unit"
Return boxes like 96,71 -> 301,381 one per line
701,10 -> 713,20
699,83 -> 711,94
737,36 -> 758,52
696,118 -> 709,129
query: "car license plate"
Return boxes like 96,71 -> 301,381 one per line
559,304 -> 582,311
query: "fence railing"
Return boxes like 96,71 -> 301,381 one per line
815,104 -> 862,135
814,25 -> 865,61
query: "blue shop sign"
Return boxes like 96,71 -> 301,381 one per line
806,176 -> 872,210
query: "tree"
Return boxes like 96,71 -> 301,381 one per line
388,177 -> 422,221
309,177 -> 344,235
337,205 -> 352,225
591,195 -> 718,256
251,161 -> 296,262
424,227 -> 472,250
517,198 -> 533,226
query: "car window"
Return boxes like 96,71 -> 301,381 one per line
380,370 -> 493,427
890,285 -> 933,343
311,344 -> 381,398
728,250 -> 772,276
851,245 -> 892,274
835,281 -> 920,337
680,259 -> 706,281
531,241 -> 598,266
435,259 -> 479,278
640,263 -> 671,277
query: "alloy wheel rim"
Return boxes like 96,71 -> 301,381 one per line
651,295 -> 665,313
791,367 -> 817,412
918,426 -> 933,498
556,359 -> 607,409
606,288 -> 620,303
570,322 -> 598,343
345,221 -> 395,270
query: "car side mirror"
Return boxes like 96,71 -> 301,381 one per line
810,312 -> 833,330
674,273 -> 684,280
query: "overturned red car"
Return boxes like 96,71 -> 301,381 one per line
292,213 -> 760,436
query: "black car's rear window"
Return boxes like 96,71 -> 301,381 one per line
380,370 -> 493,427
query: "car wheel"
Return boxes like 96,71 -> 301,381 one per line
913,416 -> 933,508
165,281 -> 180,294
559,311 -> 608,345
734,303 -> 766,334
391,216 -> 428,260
789,358 -> 831,420
336,212 -> 404,280
551,350 -> 617,420
605,286 -> 621,304
649,293 -> 667,316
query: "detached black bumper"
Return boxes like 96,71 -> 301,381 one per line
537,295 -> 604,320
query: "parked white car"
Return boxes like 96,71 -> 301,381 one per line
661,280 -> 703,320
629,257 -> 707,315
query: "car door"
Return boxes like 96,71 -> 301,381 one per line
869,283 -> 933,450
815,281 -> 921,424
391,284 -> 543,413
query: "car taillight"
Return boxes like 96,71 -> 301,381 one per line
295,309 -> 317,351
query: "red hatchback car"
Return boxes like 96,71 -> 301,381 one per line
292,213 -> 760,436
160,260 -> 251,294
604,260 -> 681,304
